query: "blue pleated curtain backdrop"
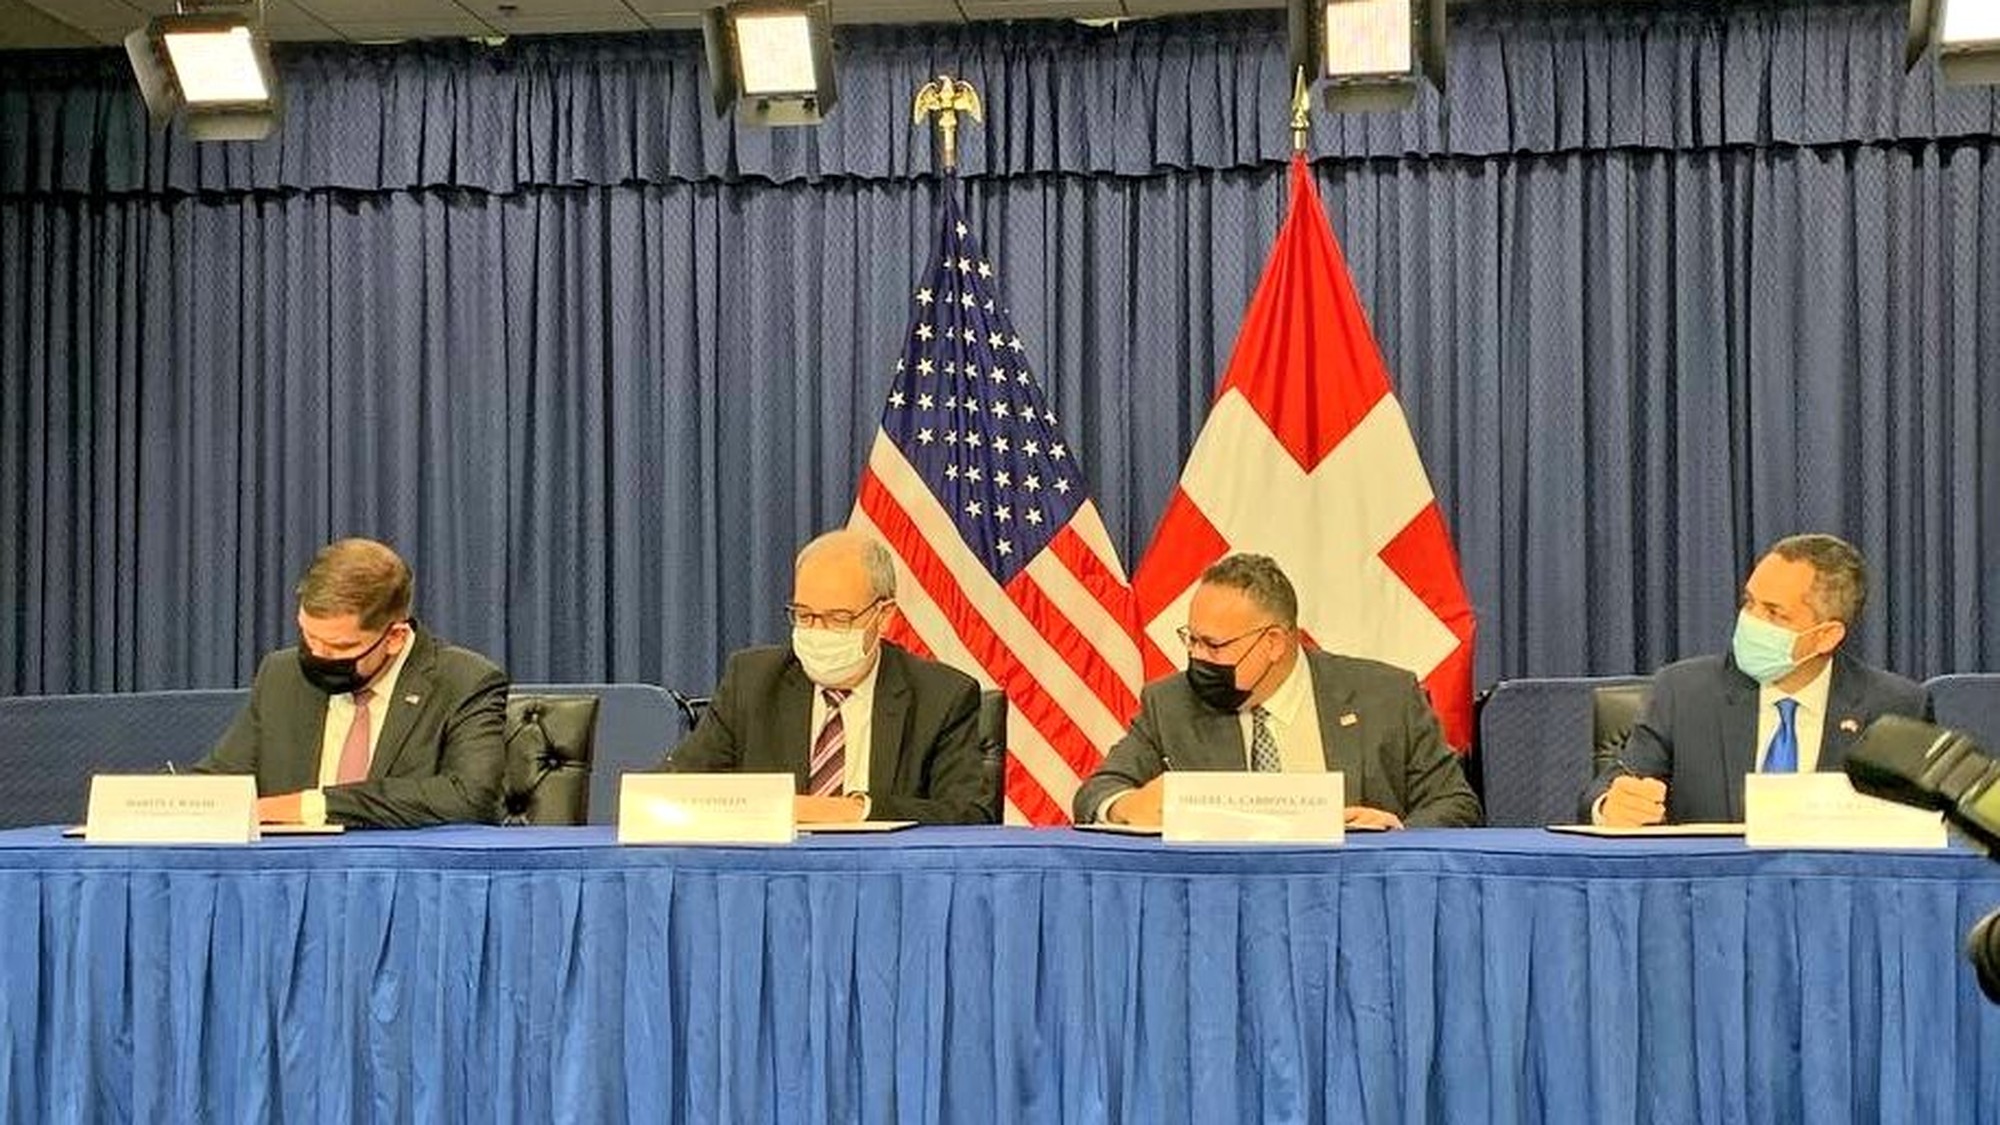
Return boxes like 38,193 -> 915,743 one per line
1,1 -> 1996,701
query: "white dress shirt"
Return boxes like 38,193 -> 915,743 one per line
1239,650 -> 1325,772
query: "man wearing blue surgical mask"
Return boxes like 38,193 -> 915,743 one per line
1583,534 -> 1930,826
662,530 -> 993,825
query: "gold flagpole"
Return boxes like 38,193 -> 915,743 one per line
912,74 -> 984,174
1290,66 -> 1311,155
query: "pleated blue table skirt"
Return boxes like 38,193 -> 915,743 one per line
1,827 -> 1996,1125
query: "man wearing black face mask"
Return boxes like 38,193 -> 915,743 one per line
1073,554 -> 1481,829
193,538 -> 508,827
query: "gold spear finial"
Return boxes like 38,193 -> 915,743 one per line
1290,66 -> 1311,154
912,74 -> 984,174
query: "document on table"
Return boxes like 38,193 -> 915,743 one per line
1545,822 -> 1745,838
1075,821 -> 1390,837
797,820 -> 918,833
62,823 -> 348,838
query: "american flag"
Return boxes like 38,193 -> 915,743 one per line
847,183 -> 1143,825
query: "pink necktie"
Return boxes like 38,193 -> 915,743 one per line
334,688 -> 376,784
808,688 -> 851,797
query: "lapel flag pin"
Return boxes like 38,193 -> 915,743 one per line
1339,712 -> 1359,727
1838,717 -> 1860,733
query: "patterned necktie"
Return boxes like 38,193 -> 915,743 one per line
334,688 -> 376,784
1250,705 -> 1281,772
808,688 -> 852,796
1763,697 -> 1799,773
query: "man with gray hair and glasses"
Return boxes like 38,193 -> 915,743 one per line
1074,553 -> 1481,829
664,529 -> 994,825
1583,533 -> 1930,826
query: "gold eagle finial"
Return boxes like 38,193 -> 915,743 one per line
912,74 -> 984,173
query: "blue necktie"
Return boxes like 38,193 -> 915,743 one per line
1764,698 -> 1799,773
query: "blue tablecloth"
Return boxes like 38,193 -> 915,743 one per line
2,827 -> 1997,1124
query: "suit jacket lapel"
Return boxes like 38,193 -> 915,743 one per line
1719,669 -> 1760,820
1175,689 -> 1244,769
1307,655 -> 1364,778
1817,654 -> 1868,772
777,661 -> 818,787
869,649 -> 912,795
369,633 -> 435,780
285,674 -> 331,791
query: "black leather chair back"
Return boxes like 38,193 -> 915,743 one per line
1591,682 -> 1654,778
502,694 -> 600,826
669,690 -> 711,734
976,690 -> 1007,824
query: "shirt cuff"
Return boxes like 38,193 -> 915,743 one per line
1589,791 -> 1609,827
1093,789 -> 1133,825
300,789 -> 329,827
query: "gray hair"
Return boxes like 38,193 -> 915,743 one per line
1767,533 -> 1867,624
1199,553 -> 1298,629
796,530 -> 897,600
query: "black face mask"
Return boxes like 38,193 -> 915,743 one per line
1186,656 -> 1253,714
297,626 -> 395,696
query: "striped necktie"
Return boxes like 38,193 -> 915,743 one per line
808,688 -> 851,796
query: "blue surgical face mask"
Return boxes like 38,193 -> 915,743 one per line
1730,609 -> 1812,685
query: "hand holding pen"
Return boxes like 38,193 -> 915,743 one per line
1600,757 -> 1668,827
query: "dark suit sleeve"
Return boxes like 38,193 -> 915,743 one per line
321,661 -> 509,828
1072,688 -> 1170,823
1394,681 -> 1483,828
868,675 -> 989,825
662,655 -> 748,772
1578,683 -> 1677,821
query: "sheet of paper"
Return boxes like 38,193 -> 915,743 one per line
797,820 -> 918,833
65,822 -> 348,838
1075,819 -> 1387,837
1545,822 -> 1746,838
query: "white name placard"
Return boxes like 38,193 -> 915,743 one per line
1744,773 -> 1948,850
617,773 -> 797,845
84,775 -> 259,844
1162,771 -> 1345,845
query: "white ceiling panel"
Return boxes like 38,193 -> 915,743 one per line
5,0 -> 1292,48
493,10 -> 649,31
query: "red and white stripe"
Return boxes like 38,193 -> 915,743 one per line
851,432 -> 1143,824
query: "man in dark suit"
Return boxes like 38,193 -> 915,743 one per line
1073,554 -> 1481,829
1583,533 -> 1930,825
195,538 -> 507,827
664,530 -> 993,825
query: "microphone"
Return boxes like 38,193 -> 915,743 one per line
1844,715 -> 2000,853
1845,715 -> 2000,1002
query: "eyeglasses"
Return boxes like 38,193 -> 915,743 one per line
784,597 -> 887,630
1175,624 -> 1277,654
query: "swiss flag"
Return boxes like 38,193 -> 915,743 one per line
1131,154 -> 1477,750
